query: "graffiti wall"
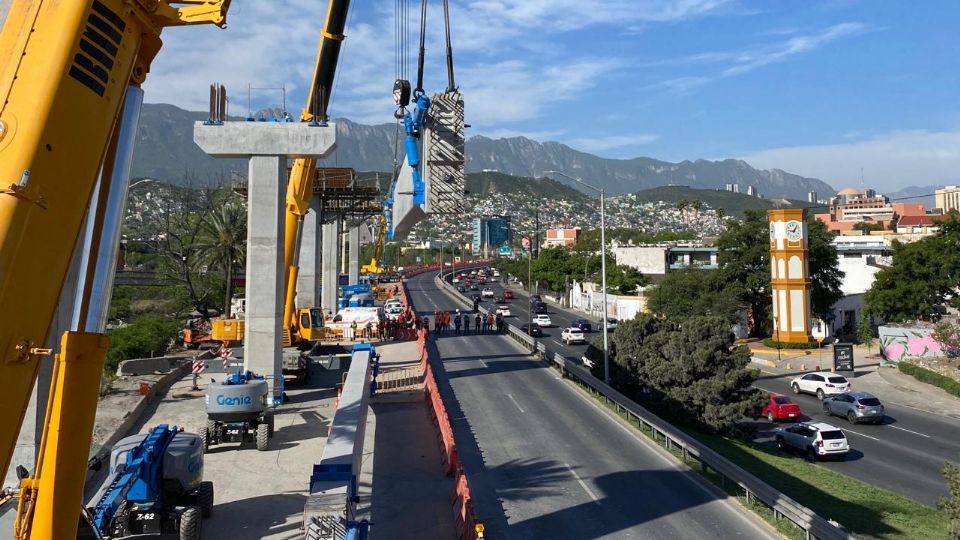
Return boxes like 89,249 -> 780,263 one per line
878,325 -> 943,362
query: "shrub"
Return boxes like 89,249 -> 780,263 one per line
898,362 -> 960,398
762,338 -> 820,350
105,315 -> 181,374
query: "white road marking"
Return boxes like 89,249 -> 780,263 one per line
507,393 -> 525,413
478,358 -> 489,369
564,463 -> 600,503
886,424 -> 931,438
552,340 -> 565,347
841,428 -> 881,441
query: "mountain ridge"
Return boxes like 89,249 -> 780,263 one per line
132,102 -> 835,199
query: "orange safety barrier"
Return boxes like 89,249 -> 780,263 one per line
401,277 -> 481,538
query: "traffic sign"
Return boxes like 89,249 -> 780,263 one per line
498,245 -> 512,255
521,236 -> 530,249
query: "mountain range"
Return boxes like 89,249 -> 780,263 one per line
132,103 -> 834,200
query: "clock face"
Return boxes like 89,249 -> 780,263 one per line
769,222 -> 776,240
785,220 -> 802,241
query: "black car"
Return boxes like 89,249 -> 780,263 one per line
495,295 -> 507,303
470,283 -> 479,291
533,302 -> 548,314
531,294 -> 542,303
520,323 -> 543,337
457,285 -> 466,293
573,319 -> 592,332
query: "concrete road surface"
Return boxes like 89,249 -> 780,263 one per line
407,271 -> 776,539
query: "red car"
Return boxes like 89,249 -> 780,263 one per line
762,393 -> 802,422
503,291 -> 514,299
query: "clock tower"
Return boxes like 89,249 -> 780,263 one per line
768,208 -> 813,343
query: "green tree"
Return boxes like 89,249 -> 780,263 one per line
933,321 -> 960,358
646,267 -> 742,324
855,312 -> 874,354
941,462 -> 960,539
717,210 -> 843,337
852,221 -> 883,233
864,214 -> 960,322
609,314 -> 763,432
200,197 -> 246,317
807,217 -> 845,318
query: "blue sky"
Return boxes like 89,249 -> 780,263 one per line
144,0 -> 960,192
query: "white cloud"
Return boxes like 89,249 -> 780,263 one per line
644,22 -> 870,94
568,134 -> 661,153
721,22 -> 867,77
143,0 -> 733,123
738,130 -> 960,192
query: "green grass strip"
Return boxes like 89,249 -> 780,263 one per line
693,432 -> 947,540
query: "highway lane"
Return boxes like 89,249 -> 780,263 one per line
755,374 -> 960,506
450,271 -> 959,506
408,271 -> 775,539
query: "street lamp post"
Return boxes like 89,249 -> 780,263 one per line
544,170 -> 609,385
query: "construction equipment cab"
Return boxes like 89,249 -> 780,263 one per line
211,306 -> 327,348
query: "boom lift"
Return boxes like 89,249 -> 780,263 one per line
211,0 -> 352,348
0,1 -> 229,538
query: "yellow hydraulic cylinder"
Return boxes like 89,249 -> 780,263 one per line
26,332 -> 109,540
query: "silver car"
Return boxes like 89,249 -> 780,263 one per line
822,391 -> 885,424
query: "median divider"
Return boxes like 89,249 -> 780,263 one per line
400,275 -> 481,540
435,273 -> 852,540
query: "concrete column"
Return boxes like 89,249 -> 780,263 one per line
243,156 -> 285,396
348,225 -> 360,284
296,197 -> 321,308
321,218 -> 341,317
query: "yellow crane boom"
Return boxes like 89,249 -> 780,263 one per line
0,1 -> 228,537
281,0 -> 352,344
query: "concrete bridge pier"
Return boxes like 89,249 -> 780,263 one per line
194,122 -> 335,399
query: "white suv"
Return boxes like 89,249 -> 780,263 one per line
774,422 -> 849,461
534,314 -> 552,327
790,372 -> 851,400
481,288 -> 495,298
561,328 -> 585,344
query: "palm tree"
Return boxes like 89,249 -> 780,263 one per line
200,198 -> 247,317
691,199 -> 703,220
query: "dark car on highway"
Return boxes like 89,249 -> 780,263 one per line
457,285 -> 466,293
573,319 -> 592,332
470,283 -> 479,291
531,294 -> 542,303
520,323 -> 543,337
533,302 -> 548,314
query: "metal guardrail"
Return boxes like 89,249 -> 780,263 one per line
434,274 -> 853,540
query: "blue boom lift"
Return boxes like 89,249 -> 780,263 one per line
79,425 -> 212,539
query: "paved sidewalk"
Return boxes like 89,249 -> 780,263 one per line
750,342 -> 960,419
356,340 -> 454,539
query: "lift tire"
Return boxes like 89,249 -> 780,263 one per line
266,411 -> 275,437
198,481 -> 214,518
199,427 -> 209,453
256,423 -> 269,451
179,507 -> 202,540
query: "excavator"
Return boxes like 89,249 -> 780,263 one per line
211,0 -> 352,349
0,1 -> 230,538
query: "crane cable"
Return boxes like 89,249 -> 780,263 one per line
414,0 -> 427,97
443,0 -> 456,92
